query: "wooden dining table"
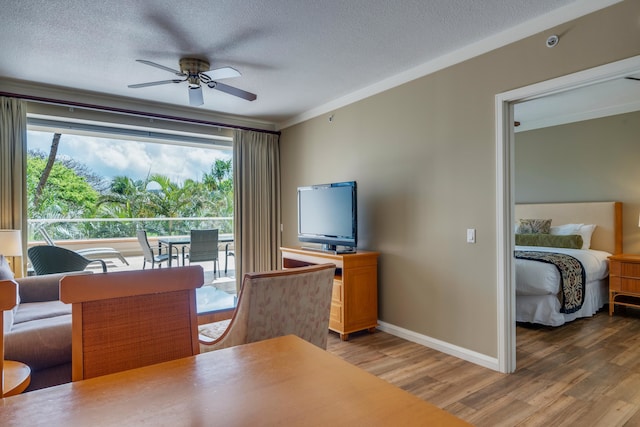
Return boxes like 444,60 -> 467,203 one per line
0,335 -> 469,426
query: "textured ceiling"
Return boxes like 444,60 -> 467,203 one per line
0,1 -> 621,127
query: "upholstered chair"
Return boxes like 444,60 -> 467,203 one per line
200,263 -> 335,352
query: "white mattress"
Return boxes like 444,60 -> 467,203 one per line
515,246 -> 610,296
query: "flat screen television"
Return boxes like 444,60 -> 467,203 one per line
297,181 -> 357,253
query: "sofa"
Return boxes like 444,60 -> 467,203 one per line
1,255 -> 88,391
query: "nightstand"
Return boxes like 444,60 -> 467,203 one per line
608,254 -> 640,315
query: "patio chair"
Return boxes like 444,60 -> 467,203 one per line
184,229 -> 220,277
38,227 -> 129,266
199,263 -> 336,352
136,230 -> 177,269
27,245 -> 107,275
59,266 -> 203,381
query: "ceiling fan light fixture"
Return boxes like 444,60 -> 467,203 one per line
130,57 -> 256,104
179,58 -> 210,74
188,85 -> 204,106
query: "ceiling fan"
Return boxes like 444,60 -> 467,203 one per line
128,58 -> 257,106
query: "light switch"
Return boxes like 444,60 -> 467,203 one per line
466,228 -> 476,243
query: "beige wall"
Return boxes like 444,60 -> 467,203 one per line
279,1 -> 640,358
516,110 -> 640,253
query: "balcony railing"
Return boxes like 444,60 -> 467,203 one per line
28,217 -> 233,243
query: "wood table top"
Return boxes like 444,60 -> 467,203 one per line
0,335 -> 469,426
2,360 -> 30,398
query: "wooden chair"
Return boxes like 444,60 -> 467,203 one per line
1,280 -> 31,397
200,264 -> 336,352
60,266 -> 203,381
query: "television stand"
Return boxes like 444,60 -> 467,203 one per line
281,246 -> 379,341
300,245 -> 356,255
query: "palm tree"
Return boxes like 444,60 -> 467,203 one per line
33,133 -> 61,209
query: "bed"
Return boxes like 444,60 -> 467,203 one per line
514,201 -> 622,326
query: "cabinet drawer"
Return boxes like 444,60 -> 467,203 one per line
609,261 -> 621,276
330,302 -> 343,324
620,278 -> 640,294
621,263 -> 640,278
332,281 -> 343,303
610,276 -> 621,291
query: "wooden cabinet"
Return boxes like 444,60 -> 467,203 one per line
608,254 -> 640,315
280,247 -> 379,341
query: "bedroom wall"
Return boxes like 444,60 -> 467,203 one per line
279,1 -> 640,359
515,110 -> 640,253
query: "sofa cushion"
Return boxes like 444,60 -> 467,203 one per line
13,300 -> 71,325
5,314 -> 72,370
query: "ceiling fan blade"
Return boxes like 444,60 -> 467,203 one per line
189,86 -> 204,106
202,67 -> 241,80
128,79 -> 183,88
208,81 -> 257,101
136,59 -> 184,76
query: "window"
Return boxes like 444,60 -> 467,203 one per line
27,115 -> 234,243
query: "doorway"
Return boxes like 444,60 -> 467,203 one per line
495,54 -> 640,373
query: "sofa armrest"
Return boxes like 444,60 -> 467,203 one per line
17,271 -> 92,303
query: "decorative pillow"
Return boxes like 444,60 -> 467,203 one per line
0,255 -> 18,333
515,233 -> 583,249
516,219 -> 552,234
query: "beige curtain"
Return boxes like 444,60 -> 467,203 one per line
0,97 -> 28,276
233,129 -> 281,289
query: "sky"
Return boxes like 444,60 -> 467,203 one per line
28,130 -> 232,184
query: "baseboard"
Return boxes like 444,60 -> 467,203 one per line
376,320 -> 500,372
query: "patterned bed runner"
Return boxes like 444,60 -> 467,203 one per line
515,250 -> 586,314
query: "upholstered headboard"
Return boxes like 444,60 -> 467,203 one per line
515,201 -> 622,254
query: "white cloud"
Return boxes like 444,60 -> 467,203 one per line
28,130 -> 230,184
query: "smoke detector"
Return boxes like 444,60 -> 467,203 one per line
546,35 -> 559,48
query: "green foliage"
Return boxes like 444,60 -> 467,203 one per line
27,154 -> 99,218
28,150 -> 235,240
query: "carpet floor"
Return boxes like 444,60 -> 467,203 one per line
198,319 -> 231,340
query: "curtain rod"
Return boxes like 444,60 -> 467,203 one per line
0,91 -> 281,136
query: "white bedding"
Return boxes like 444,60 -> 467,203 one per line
516,279 -> 608,326
515,246 -> 610,296
515,245 -> 611,326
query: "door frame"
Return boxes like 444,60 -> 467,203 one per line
495,54 -> 640,373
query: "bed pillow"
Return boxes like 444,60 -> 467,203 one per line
550,223 -> 596,249
516,218 -> 552,234
550,223 -> 583,236
578,224 -> 596,249
516,233 -> 583,249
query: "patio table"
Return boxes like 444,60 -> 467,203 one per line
158,233 -> 233,267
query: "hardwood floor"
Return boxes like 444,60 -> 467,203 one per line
326,307 -> 640,426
